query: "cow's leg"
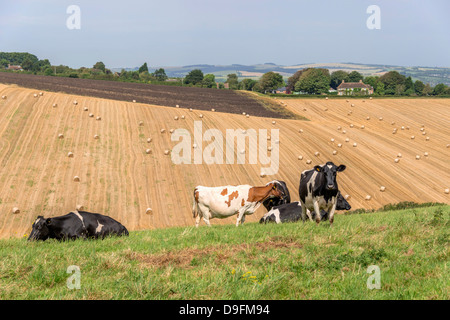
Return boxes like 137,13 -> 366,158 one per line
196,204 -> 212,227
306,209 -> 313,222
202,208 -> 212,227
313,200 -> 321,224
236,210 -> 245,226
195,214 -> 201,228
203,216 -> 212,227
195,205 -> 203,227
328,202 -> 337,227
300,202 -> 308,222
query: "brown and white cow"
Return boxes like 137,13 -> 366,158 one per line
192,183 -> 285,227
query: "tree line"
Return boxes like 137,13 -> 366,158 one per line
183,67 -> 450,96
0,53 -> 172,84
283,68 -> 450,96
1,52 -> 448,95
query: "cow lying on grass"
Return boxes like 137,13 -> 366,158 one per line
28,211 -> 129,241
193,182 -> 286,227
260,193 -> 351,224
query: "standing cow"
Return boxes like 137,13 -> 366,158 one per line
193,182 -> 285,227
299,162 -> 346,226
262,180 -> 291,211
28,211 -> 129,241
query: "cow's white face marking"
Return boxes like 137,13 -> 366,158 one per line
95,220 -> 104,233
327,164 -> 333,169
35,218 -> 41,225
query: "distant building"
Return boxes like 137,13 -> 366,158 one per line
337,80 -> 373,95
7,64 -> 23,71
275,87 -> 287,94
328,88 -> 337,93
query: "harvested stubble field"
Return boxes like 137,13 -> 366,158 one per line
0,82 -> 449,239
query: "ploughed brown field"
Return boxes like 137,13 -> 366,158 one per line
0,82 -> 449,239
0,72 -> 284,118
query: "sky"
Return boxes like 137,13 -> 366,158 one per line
1,0 -> 449,69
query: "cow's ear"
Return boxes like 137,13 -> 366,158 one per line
314,165 -> 322,172
337,165 -> 346,172
46,218 -> 52,226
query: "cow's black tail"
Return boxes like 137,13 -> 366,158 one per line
192,188 -> 198,218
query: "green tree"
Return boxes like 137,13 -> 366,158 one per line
93,61 -> 106,73
119,69 -> 129,80
330,70 -> 349,89
139,62 -> 149,74
21,58 -> 34,71
184,69 -> 204,85
0,52 -> 38,66
395,84 -> 406,95
0,58 -> 9,68
414,80 -> 425,95
139,71 -> 152,82
379,71 -> 406,95
432,83 -> 447,95
363,76 -> 379,91
286,68 -> 309,92
31,59 -> 51,72
226,74 -> 239,90
346,71 -> 364,82
405,76 -> 414,91
202,74 -> 216,88
375,82 -> 385,95
423,84 -> 433,96
239,78 -> 257,91
294,68 -> 330,94
44,67 -> 54,76
153,68 -> 168,81
257,72 -> 285,93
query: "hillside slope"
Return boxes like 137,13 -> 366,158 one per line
0,84 -> 448,238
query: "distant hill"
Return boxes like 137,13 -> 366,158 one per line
112,62 -> 450,86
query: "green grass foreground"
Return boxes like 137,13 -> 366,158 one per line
0,205 -> 448,300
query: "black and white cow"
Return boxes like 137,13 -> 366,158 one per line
28,211 -> 129,241
262,180 -> 291,211
259,192 -> 351,224
298,162 -> 346,226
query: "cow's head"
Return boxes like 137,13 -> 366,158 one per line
266,182 -> 285,200
263,181 -> 289,210
314,162 -> 346,191
336,193 -> 351,210
28,216 -> 52,241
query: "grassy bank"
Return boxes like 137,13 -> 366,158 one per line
0,205 -> 448,300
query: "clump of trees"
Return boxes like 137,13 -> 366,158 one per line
0,52 -> 51,73
252,72 -> 285,93
263,68 -> 449,96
